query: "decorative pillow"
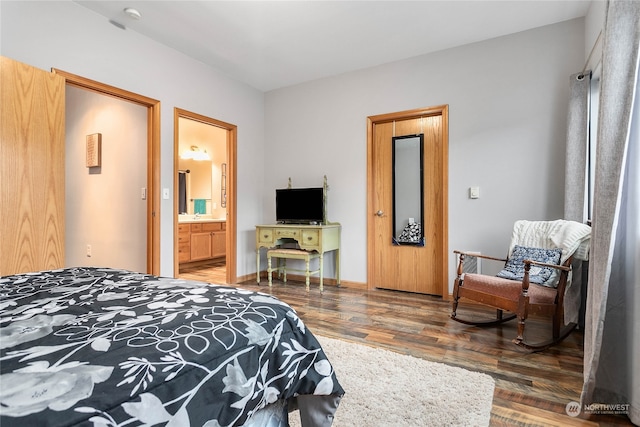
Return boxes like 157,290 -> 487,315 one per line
497,245 -> 563,287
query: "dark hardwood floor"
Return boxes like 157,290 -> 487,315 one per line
179,262 -> 633,427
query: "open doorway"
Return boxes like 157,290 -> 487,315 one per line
173,108 -> 237,284
55,68 -> 161,275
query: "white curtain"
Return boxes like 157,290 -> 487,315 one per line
581,1 -> 640,425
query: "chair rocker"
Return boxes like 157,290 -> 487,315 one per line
450,220 -> 591,351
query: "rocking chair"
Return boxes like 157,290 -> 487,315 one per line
451,220 -> 591,351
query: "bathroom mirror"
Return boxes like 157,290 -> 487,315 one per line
392,134 -> 424,246
178,158 -> 212,214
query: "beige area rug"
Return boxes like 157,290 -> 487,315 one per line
290,336 -> 495,427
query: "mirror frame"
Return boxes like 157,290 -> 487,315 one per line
392,134 -> 425,246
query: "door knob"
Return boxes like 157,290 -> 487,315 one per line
376,210 -> 384,217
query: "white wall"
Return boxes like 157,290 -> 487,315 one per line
65,85 -> 147,271
585,1 -> 606,57
0,1 -> 265,278
264,18 -> 585,289
585,0 -> 606,70
0,1 -> 588,289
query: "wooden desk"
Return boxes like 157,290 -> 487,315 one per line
256,223 -> 341,285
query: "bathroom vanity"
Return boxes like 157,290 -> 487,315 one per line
178,219 -> 226,264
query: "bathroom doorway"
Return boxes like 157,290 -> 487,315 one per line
173,108 -> 237,284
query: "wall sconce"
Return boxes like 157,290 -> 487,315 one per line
181,145 -> 211,161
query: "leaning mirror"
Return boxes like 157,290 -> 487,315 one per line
392,134 -> 424,246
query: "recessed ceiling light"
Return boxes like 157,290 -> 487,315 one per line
123,7 -> 141,20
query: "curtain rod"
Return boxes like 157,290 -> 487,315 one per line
578,30 -> 603,80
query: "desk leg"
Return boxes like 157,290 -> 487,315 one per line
319,253 -> 324,292
305,257 -> 310,292
256,249 -> 261,283
335,248 -> 340,286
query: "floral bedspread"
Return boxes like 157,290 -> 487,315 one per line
0,267 -> 343,426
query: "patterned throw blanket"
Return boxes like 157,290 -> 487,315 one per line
0,267 -> 343,426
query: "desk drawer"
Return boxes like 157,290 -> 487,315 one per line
275,229 -> 299,239
258,228 -> 275,245
300,229 -> 319,247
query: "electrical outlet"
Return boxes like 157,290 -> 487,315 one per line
87,244 -> 92,257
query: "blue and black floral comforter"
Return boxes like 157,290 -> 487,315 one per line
0,267 -> 343,426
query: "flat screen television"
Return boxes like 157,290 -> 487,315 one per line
276,187 -> 325,224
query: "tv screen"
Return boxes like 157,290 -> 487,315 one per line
276,187 -> 324,224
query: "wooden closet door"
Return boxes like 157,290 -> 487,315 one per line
367,106 -> 448,296
1,56 -> 65,275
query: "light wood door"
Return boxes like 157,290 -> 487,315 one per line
367,106 -> 448,296
1,56 -> 65,275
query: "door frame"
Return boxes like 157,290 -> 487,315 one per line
366,105 -> 449,297
53,69 -> 161,275
173,108 -> 237,284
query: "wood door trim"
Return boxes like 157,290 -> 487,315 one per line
52,68 -> 161,275
173,108 -> 237,284
366,105 -> 449,298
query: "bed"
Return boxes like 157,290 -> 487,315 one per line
0,267 -> 343,426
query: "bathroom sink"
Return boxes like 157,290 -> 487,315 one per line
178,215 -> 225,223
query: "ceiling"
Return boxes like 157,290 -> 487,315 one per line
75,0 -> 592,92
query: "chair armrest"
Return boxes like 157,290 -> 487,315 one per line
454,250 -> 507,263
524,259 -> 571,272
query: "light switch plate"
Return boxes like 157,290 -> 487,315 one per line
163,188 -> 170,200
469,186 -> 480,199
